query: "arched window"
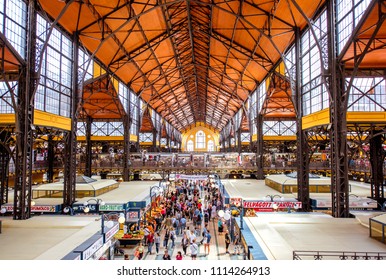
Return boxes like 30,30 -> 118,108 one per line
187,140 -> 194,151
195,131 -> 205,149
207,140 -> 214,152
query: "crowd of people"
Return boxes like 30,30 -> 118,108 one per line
127,179 -> 243,260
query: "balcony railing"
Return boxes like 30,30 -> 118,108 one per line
293,250 -> 386,260
6,154 -> 385,175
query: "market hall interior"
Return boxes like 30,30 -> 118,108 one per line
0,178 -> 385,260
1,0 -> 386,262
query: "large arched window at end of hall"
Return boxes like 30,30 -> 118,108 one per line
207,140 -> 214,152
196,130 -> 206,149
187,140 -> 194,152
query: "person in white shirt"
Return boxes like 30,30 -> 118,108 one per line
233,231 -> 241,255
190,239 -> 198,260
211,204 -> 217,220
189,228 -> 197,243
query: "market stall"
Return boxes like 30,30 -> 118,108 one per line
114,208 -> 144,246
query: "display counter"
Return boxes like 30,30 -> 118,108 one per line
115,228 -> 145,247
119,237 -> 144,246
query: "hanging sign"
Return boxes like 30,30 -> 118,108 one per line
230,197 -> 242,207
99,204 -> 124,212
243,201 -> 302,210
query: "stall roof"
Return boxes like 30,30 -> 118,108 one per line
33,179 -> 118,192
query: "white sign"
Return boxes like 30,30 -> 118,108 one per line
91,239 -> 112,260
176,174 -> 208,180
82,236 -> 103,260
315,199 -> 377,208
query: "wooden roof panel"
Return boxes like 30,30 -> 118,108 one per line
131,0 -> 159,14
0,45 -> 23,72
117,26 -> 147,54
278,0 -> 325,29
154,40 -> 175,63
245,60 -> 269,81
113,62 -> 138,84
241,2 -> 269,28
137,8 -> 166,35
38,1 -> 97,33
215,0 -> 240,15
212,8 -> 237,39
255,36 -> 279,62
233,23 -> 259,48
341,2 -> 386,68
81,74 -> 126,119
226,56 -> 246,73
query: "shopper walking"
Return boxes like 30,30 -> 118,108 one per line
218,218 -> 224,235
181,232 -> 189,256
190,239 -> 199,260
224,231 -> 231,254
162,250 -> 171,260
203,230 -> 211,255
154,232 -> 161,255
135,242 -> 144,260
180,215 -> 187,232
233,231 -> 241,255
163,228 -> 170,248
170,228 -> 176,248
147,231 -> 154,255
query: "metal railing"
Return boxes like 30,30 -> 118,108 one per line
293,250 -> 386,260
6,153 -> 385,175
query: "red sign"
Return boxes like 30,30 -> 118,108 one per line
230,197 -> 242,207
243,201 -> 302,209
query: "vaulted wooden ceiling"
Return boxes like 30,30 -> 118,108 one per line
38,0 -> 326,131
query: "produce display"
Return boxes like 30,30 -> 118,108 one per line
231,208 -> 240,217
115,229 -> 144,239
122,230 -> 144,239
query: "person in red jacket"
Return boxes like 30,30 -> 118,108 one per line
147,232 -> 154,254
176,251 -> 183,260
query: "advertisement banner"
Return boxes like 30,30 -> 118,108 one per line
72,204 -> 97,213
2,205 -> 57,213
243,201 -> 302,209
176,174 -> 208,180
126,210 -> 140,222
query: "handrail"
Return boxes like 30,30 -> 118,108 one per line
293,250 -> 386,260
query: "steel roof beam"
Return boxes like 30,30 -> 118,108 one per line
160,0 -> 199,124
118,6 -> 193,130
212,0 -> 244,127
